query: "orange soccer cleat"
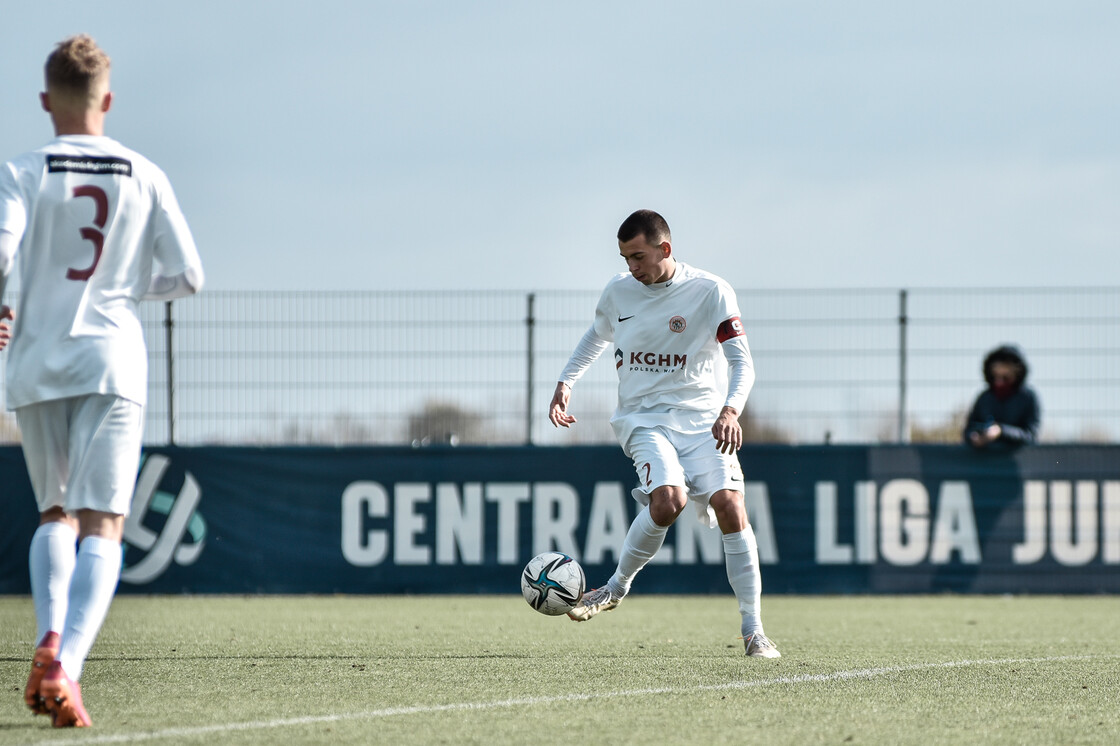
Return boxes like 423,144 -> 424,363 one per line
24,631 -> 60,714
40,660 -> 92,728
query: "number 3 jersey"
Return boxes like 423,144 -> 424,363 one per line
559,262 -> 755,447
0,135 -> 203,409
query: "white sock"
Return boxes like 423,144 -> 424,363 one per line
723,525 -> 763,638
28,522 -> 78,643
58,536 -> 122,681
608,507 -> 668,598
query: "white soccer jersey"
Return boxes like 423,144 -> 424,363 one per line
559,262 -> 755,447
0,135 -> 203,409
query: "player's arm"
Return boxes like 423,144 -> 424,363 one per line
147,175 -> 204,302
143,265 -> 204,301
549,324 -> 611,428
0,229 -> 17,350
549,382 -> 577,428
0,161 -> 27,343
0,306 -> 11,351
712,316 -> 755,452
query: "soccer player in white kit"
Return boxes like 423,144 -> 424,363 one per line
548,209 -> 779,658
0,35 -> 204,727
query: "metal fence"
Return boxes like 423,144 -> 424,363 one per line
1,288 -> 1118,446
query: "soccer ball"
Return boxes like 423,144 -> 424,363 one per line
520,552 -> 585,616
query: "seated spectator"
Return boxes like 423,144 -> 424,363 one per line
963,345 -> 1040,449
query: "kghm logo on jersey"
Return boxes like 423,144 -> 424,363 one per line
626,351 -> 687,374
121,454 -> 206,585
615,348 -> 624,369
669,316 -> 687,333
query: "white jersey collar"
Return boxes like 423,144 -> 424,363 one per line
644,261 -> 687,292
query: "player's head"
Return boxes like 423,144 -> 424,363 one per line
617,209 -> 675,285
41,35 -> 112,131
617,209 -> 671,247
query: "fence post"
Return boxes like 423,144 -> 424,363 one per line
164,301 -> 176,445
897,289 -> 909,443
526,292 -> 536,445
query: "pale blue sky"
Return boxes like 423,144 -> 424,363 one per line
1,1 -> 1116,292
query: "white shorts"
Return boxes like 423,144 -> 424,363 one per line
625,425 -> 745,528
16,394 -> 144,516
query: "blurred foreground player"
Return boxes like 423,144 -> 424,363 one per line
548,209 -> 778,658
0,34 -> 204,727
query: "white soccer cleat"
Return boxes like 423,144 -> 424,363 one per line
566,586 -> 621,621
744,632 -> 781,658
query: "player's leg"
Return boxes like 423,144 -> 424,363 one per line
709,490 -> 777,657
29,511 -> 78,638
611,484 -> 686,594
26,511 -> 77,714
688,440 -> 780,658
56,510 -> 125,682
42,508 -> 121,728
44,395 -> 141,727
569,428 -> 687,621
16,401 -> 79,714
614,429 -> 689,594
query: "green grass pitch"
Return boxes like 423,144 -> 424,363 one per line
1,594 -> 1118,745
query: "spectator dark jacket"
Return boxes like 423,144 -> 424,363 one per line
963,345 -> 1040,448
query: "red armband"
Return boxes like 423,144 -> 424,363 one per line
716,316 -> 745,343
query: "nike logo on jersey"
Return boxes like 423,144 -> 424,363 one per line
618,315 -> 635,322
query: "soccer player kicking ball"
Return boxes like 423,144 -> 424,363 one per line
548,209 -> 778,658
0,35 -> 204,727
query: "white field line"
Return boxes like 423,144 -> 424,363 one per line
36,655 -> 1108,745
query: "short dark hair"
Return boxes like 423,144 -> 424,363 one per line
45,34 -> 110,95
617,209 -> 671,246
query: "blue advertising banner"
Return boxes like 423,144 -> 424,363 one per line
1,445 -> 1118,594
